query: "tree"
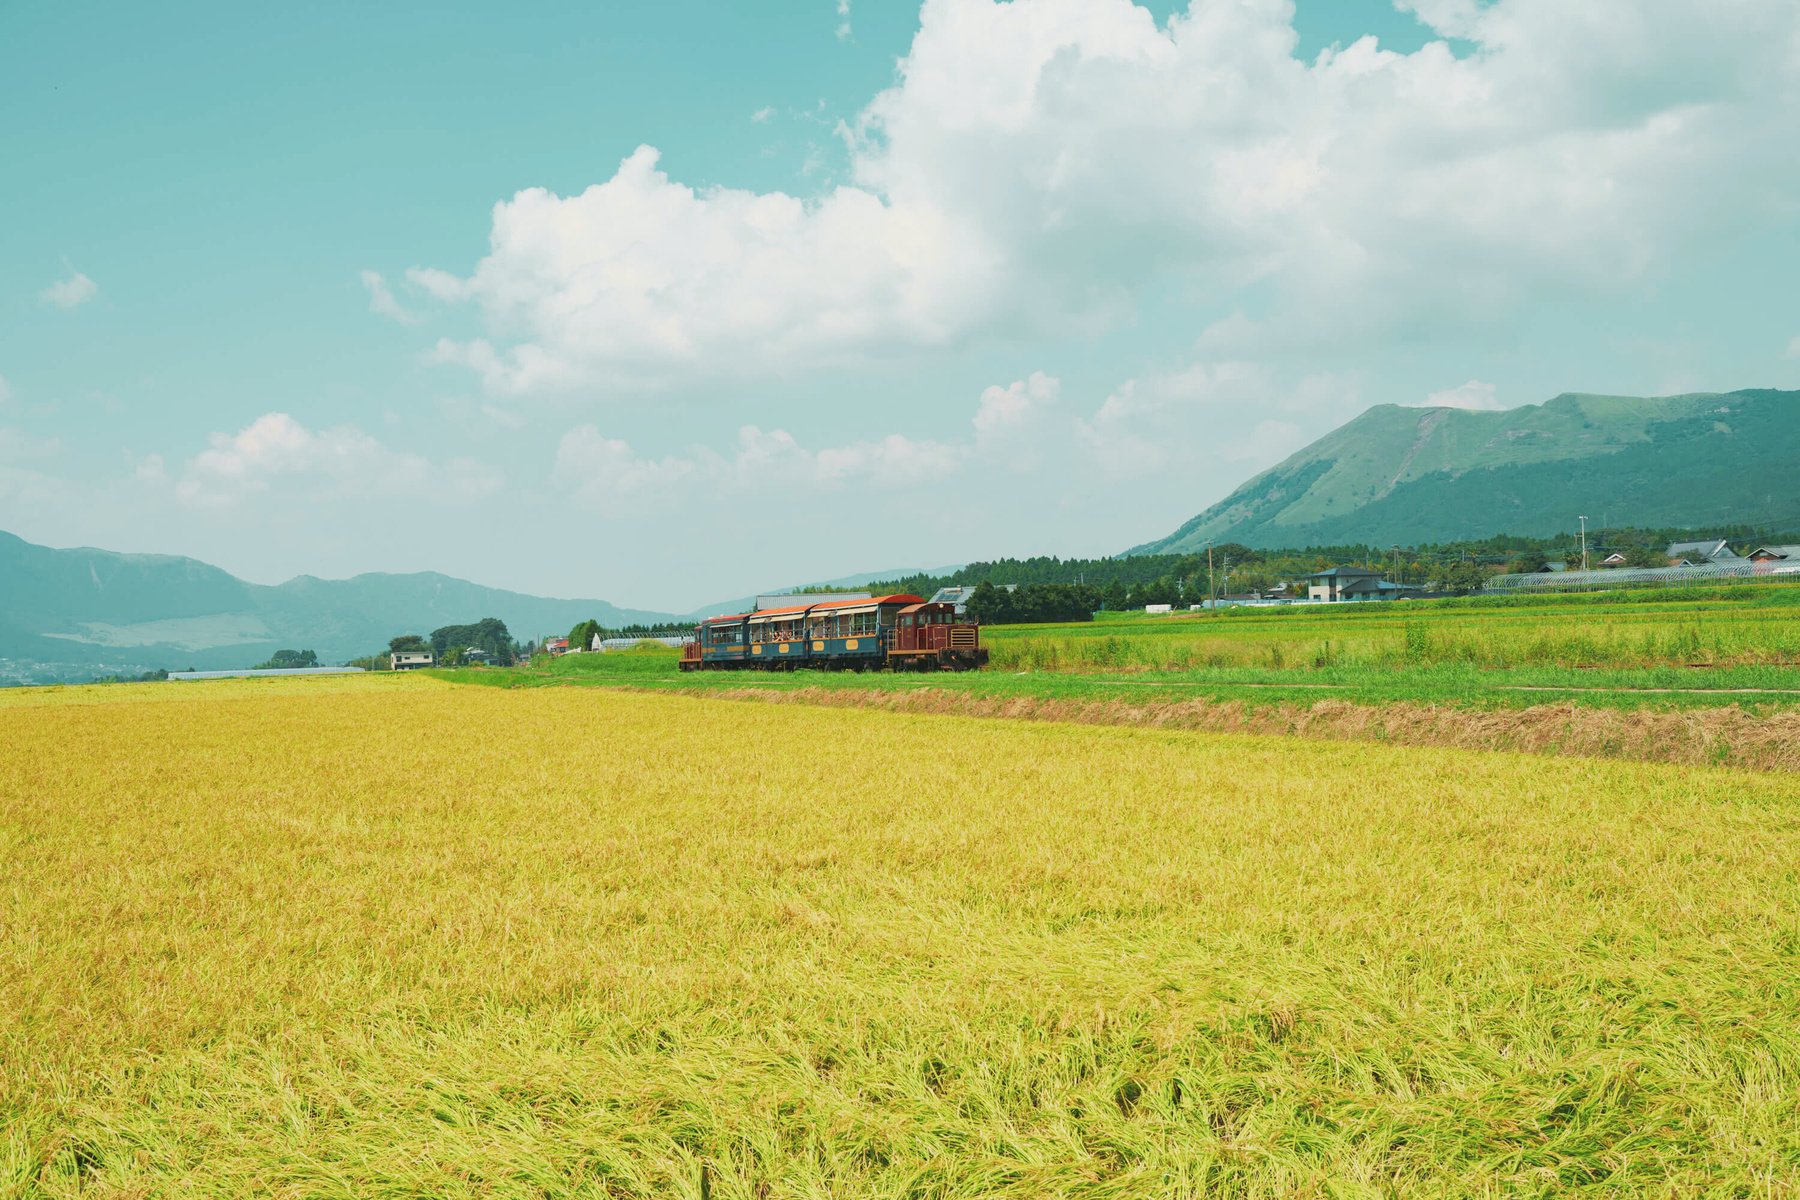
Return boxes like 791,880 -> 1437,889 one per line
254,649 -> 318,670
388,634 -> 429,653
567,619 -> 602,653
1623,545 -> 1668,568
430,618 -> 516,666
1507,550 -> 1549,574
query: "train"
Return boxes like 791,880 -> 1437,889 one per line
679,593 -> 990,672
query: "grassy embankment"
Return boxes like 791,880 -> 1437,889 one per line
6,675 -> 1800,1195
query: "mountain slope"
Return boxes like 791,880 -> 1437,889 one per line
0,531 -> 679,682
1132,388 -> 1800,554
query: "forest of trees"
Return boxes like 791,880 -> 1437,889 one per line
833,524 -> 1800,623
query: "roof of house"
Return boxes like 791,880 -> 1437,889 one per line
1666,538 -> 1740,561
1308,566 -> 1386,579
1749,544 -> 1800,560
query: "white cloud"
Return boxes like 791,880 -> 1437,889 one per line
1786,334 -> 1800,358
836,0 -> 853,40
133,453 -> 167,485
1078,362 -> 1359,477
360,270 -> 417,324
172,413 -> 502,508
551,372 -> 1060,507
413,0 -> 1800,396
405,266 -> 470,301
40,268 -> 98,310
1416,379 -> 1506,410
0,374 -> 11,405
751,106 -> 776,123
0,425 -> 61,461
973,370 -> 1058,443
1423,379 -> 1505,410
553,422 -> 964,508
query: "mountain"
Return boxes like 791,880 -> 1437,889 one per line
1132,388 -> 1800,554
0,530 -> 679,684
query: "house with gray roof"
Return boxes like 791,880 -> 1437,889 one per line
1664,538 -> 1741,565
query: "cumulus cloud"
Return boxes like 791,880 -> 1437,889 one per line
1077,362 -> 1356,477
40,267 -> 98,310
836,0 -> 853,40
360,270 -> 417,324
1416,379 -> 1507,410
552,372 -> 1061,507
172,413 -> 502,508
553,422 -> 964,508
973,370 -> 1058,443
412,0 -> 1800,395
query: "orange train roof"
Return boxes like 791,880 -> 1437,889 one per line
705,594 -> 924,623
803,593 -> 926,612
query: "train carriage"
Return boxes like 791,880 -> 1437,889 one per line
680,593 -> 988,672
746,603 -> 812,667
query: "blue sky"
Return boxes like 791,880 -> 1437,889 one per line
4,0 -> 1797,610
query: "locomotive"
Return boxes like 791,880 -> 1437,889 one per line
679,593 -> 989,672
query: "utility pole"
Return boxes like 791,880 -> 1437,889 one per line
1206,542 -> 1215,614
1578,515 -> 1589,572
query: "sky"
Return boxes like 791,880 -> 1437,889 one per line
3,0 -> 1797,612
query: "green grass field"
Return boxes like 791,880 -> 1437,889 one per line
454,587 -> 1800,714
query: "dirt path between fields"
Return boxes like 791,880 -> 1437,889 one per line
681,685 -> 1800,772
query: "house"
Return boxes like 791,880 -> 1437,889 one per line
1747,545 -> 1800,562
1665,538 -> 1741,565
543,637 -> 569,655
461,647 -> 492,665
1538,561 -> 1568,573
391,650 -> 434,670
1306,567 -> 1419,602
1599,552 -> 1629,568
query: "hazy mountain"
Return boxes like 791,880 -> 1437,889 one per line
1132,388 -> 1800,554
0,531 -> 680,684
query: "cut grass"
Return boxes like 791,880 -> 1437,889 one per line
6,676 -> 1800,1195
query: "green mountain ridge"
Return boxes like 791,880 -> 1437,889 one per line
0,531 -> 681,684
1133,388 -> 1800,554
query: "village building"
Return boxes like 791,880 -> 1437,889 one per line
1747,545 -> 1800,562
1665,538 -> 1742,565
390,650 -> 434,670
1305,566 -> 1419,602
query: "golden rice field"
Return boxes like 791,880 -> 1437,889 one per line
5,675 -> 1800,1197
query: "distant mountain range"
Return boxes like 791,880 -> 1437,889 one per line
1133,388 -> 1800,554
0,531 -> 963,685
0,530 -> 682,684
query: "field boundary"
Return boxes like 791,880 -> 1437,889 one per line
658,684 -> 1800,772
